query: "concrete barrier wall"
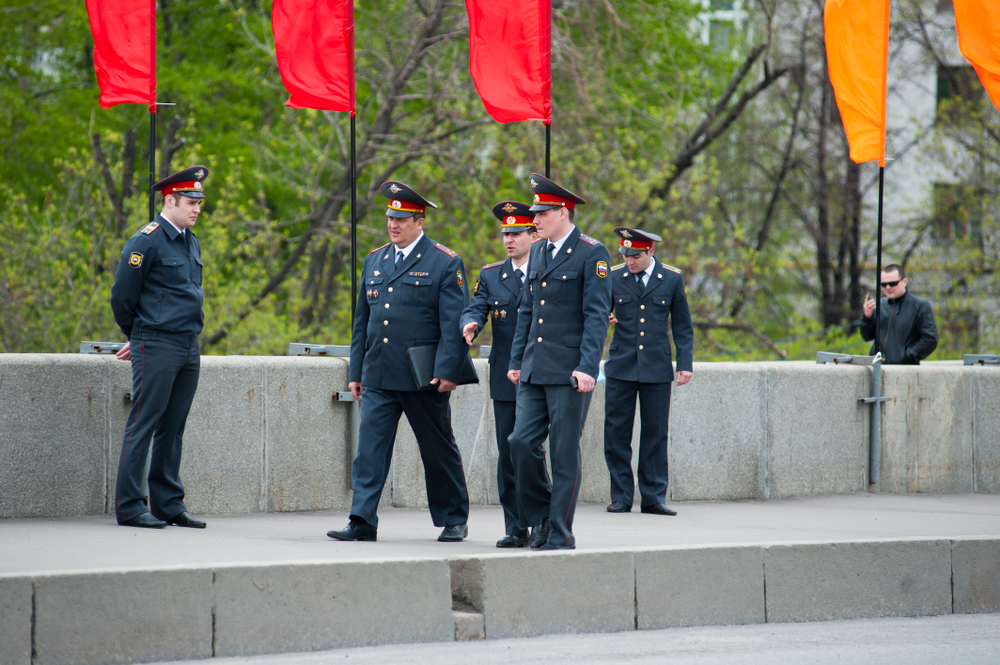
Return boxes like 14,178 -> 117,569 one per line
2,355 -> 1000,519
2,538 -> 998,664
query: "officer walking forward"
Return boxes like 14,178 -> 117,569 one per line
506,174 -> 612,550
460,201 -> 538,548
604,227 -> 693,516
328,181 -> 472,543
109,167 -> 210,529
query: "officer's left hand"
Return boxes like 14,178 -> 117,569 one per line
676,371 -> 693,386
115,342 -> 131,361
430,377 -> 457,392
572,370 -> 596,393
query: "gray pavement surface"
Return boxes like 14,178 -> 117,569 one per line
2,492 -> 998,575
148,614 -> 1000,665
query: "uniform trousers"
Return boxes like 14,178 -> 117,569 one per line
603,378 -> 671,507
350,388 -> 469,528
116,338 -> 200,523
493,399 -> 528,538
509,381 -> 591,549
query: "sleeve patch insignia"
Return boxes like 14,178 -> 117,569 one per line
596,261 -> 608,278
457,270 -> 464,287
128,252 -> 143,268
140,222 -> 159,235
474,279 -> 479,294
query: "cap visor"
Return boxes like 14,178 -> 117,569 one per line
528,203 -> 558,212
501,226 -> 535,233
619,247 -> 643,256
178,191 -> 205,199
386,209 -> 418,218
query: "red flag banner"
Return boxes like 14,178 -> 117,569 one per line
272,0 -> 356,113
954,0 -> 1000,113
85,0 -> 156,111
824,0 -> 890,165
466,0 -> 551,123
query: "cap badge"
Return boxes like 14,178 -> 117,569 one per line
530,178 -> 538,189
506,216 -> 516,224
392,199 -> 402,208
533,194 -> 540,204
623,240 -> 632,248
621,229 -> 632,238
389,184 -> 402,194
194,169 -> 205,179
502,203 -> 516,213
194,181 -> 202,190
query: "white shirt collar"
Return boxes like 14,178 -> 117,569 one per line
162,215 -> 185,237
511,256 -> 529,275
546,226 -> 575,256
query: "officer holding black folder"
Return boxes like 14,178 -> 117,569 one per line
328,181 -> 472,543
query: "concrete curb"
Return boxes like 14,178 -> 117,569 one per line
3,537 -> 997,665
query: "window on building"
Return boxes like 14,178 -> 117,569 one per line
698,0 -> 748,49
935,65 -> 983,124
931,182 -> 983,243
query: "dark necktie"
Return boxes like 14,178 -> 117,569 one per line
395,250 -> 404,265
636,274 -> 645,293
514,268 -> 524,292
548,243 -> 557,259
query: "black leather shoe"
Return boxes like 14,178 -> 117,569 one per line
165,512 -> 206,528
529,519 -> 549,549
606,501 -> 632,513
438,524 -> 469,542
120,512 -> 167,529
640,503 -> 677,516
537,542 -> 575,551
327,519 -> 377,541
496,535 -> 529,548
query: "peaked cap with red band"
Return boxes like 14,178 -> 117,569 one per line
381,180 -> 438,218
492,201 -> 535,233
614,227 -> 662,256
153,166 -> 209,199
527,173 -> 587,212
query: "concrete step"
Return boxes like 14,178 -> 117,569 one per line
2,495 -> 999,665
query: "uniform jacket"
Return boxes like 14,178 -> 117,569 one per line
350,233 -> 470,390
110,214 -> 204,343
859,290 -> 938,364
460,257 -> 526,402
509,226 -> 612,384
604,257 -> 694,383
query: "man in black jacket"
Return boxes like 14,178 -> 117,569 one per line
860,264 -> 938,364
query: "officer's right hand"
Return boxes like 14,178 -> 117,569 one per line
462,322 -> 479,346
608,312 -> 618,325
349,381 -> 363,402
863,293 -> 876,319
507,369 -> 520,385
115,342 -> 131,361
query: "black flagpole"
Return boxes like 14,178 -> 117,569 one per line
149,110 -> 156,223
350,112 -> 357,324
545,122 -> 551,178
873,165 -> 885,356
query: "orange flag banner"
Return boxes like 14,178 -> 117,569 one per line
954,0 -> 1000,113
824,0 -> 890,165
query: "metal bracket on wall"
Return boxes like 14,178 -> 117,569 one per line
963,354 -> 1000,366
80,341 -> 126,354
817,351 -> 886,485
287,343 -> 350,357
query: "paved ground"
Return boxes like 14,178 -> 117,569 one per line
2,492 -> 998,575
147,614 -> 1000,665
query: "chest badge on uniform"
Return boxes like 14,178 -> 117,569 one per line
500,310 -> 507,319
596,261 -> 608,278
374,270 -> 381,276
128,252 -> 143,268
372,289 -> 379,299
456,270 -> 464,287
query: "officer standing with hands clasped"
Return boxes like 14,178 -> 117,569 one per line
460,201 -> 537,548
109,166 -> 210,529
506,174 -> 612,550
328,181 -> 472,543
604,227 -> 693,517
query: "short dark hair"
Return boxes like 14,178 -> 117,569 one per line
567,208 -> 575,222
882,264 -> 905,279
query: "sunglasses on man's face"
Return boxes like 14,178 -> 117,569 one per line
880,279 -> 902,288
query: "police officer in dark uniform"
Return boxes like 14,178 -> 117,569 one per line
328,181 -> 472,543
109,166 -> 209,529
460,201 -> 537,548
507,174 -> 612,550
604,227 -> 693,516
